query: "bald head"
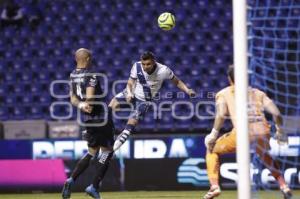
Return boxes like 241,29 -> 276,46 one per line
75,48 -> 92,68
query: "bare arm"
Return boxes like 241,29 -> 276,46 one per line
126,77 -> 136,102
264,100 -> 283,128
212,102 -> 228,131
70,89 -> 93,113
86,87 -> 95,102
83,87 -> 95,113
264,96 -> 288,144
205,96 -> 228,152
70,91 -> 81,107
171,75 -> 195,97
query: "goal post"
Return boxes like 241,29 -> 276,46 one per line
233,0 -> 251,199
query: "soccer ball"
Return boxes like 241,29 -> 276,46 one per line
157,12 -> 175,31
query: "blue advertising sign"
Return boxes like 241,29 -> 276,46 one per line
0,135 -> 299,160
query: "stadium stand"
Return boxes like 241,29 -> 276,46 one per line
0,0 -> 233,132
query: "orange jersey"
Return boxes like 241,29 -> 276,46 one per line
215,85 -> 272,136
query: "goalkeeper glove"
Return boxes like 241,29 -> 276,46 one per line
274,125 -> 288,145
205,128 -> 219,152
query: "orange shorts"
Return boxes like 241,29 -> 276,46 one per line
212,129 -> 271,155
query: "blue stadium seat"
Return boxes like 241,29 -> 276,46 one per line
156,112 -> 174,131
12,84 -> 26,94
3,27 -> 16,38
50,1 -> 63,12
0,106 -> 7,120
38,94 -> 52,104
5,94 -> 18,105
12,106 -> 27,120
22,94 -> 33,104
30,105 -> 44,119
138,114 -> 156,130
5,50 -> 14,59
4,72 -> 16,83
174,117 -> 192,130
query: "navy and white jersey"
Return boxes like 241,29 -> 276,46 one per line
130,61 -> 174,101
70,68 -> 105,121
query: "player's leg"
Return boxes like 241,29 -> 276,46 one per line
255,135 -> 292,199
109,91 -> 135,151
113,118 -> 138,151
62,151 -> 98,199
62,126 -> 98,199
108,96 -> 120,111
85,146 -> 114,199
204,130 -> 236,199
70,147 -> 99,180
85,123 -> 115,199
113,100 -> 150,151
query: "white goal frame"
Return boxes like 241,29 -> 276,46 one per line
233,0 -> 251,199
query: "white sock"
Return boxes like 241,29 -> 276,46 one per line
113,130 -> 131,151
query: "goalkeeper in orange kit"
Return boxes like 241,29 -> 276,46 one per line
203,66 -> 292,199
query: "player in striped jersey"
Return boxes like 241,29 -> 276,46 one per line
109,51 -> 196,151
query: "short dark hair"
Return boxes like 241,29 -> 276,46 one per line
227,65 -> 234,83
140,51 -> 155,60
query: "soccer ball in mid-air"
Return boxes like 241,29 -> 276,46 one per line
157,12 -> 175,31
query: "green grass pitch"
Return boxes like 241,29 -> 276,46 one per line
0,190 -> 299,199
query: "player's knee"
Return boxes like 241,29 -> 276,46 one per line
108,98 -> 120,110
97,150 -> 114,164
88,146 -> 100,156
211,146 -> 226,155
127,118 -> 138,126
100,146 -> 113,152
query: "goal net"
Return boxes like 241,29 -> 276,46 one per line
248,0 -> 300,194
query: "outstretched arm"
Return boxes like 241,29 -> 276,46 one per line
264,98 -> 287,144
171,75 -> 196,97
212,102 -> 227,131
264,100 -> 283,128
205,96 -> 228,152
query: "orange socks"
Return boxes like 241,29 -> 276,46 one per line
206,152 -> 220,186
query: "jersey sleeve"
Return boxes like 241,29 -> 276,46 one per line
163,66 -> 175,80
85,74 -> 98,87
130,63 -> 137,79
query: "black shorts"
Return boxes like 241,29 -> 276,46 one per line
80,120 -> 115,148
